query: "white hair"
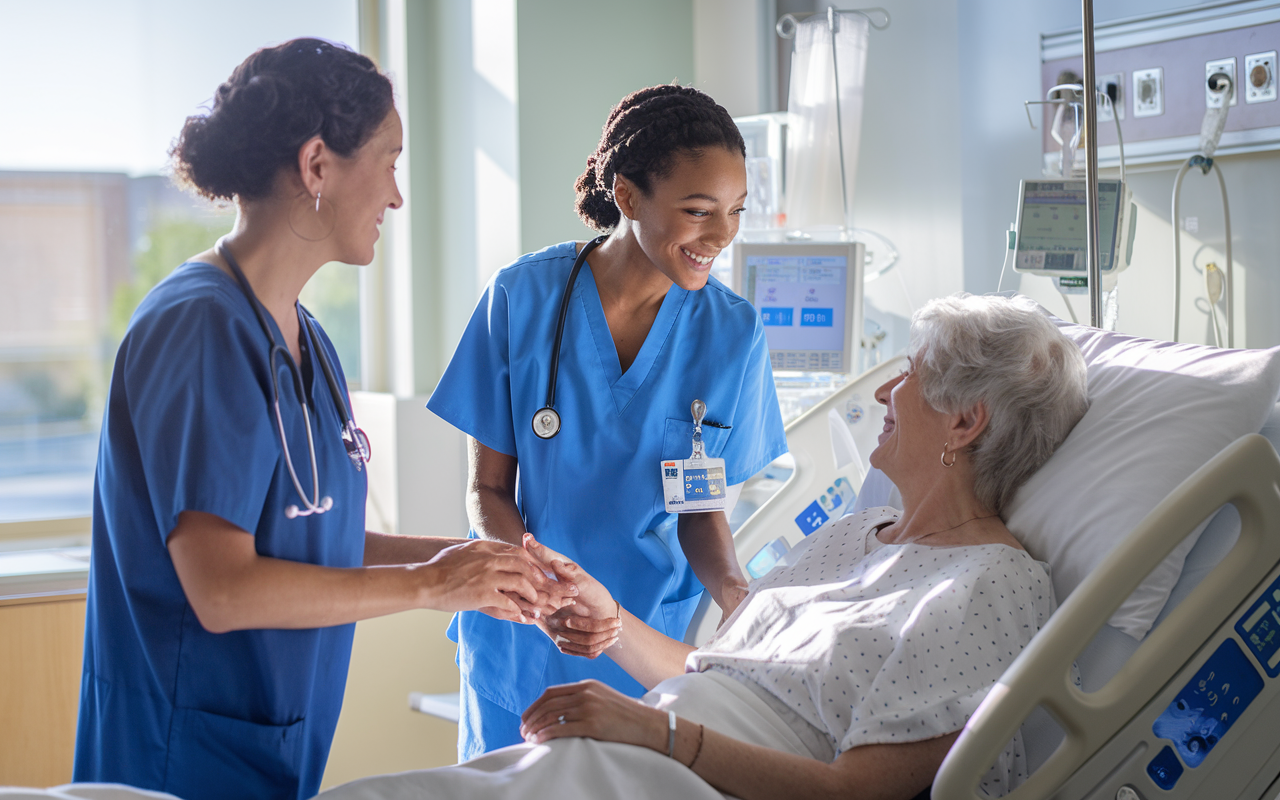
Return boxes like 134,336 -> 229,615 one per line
910,293 -> 1088,514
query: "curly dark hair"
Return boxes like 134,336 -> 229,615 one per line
574,85 -> 746,232
171,38 -> 394,202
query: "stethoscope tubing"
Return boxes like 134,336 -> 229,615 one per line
217,239 -> 361,517
535,235 -> 607,438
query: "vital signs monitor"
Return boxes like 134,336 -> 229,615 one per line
1013,179 -> 1136,278
731,242 -> 865,373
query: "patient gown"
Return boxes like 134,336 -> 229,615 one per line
314,508 -> 1054,799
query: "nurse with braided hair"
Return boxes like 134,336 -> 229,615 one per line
428,84 -> 788,759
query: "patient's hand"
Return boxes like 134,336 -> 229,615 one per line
520,679 -> 668,754
524,534 -> 621,658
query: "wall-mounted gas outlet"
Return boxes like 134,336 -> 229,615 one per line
1205,57 -> 1238,107
1245,51 -> 1277,103
1133,67 -> 1163,117
1096,72 -> 1125,121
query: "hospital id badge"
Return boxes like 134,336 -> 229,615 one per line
662,456 -> 727,513
661,398 -> 728,514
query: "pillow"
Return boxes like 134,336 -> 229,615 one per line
1003,321 -> 1280,640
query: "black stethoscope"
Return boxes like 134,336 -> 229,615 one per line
218,240 -> 372,518
532,235 -> 608,439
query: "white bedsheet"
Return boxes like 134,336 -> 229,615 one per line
0,786 -> 179,800
315,671 -> 813,800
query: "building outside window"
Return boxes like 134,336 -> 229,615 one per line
0,0 -> 362,525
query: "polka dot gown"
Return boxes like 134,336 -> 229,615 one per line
689,507 -> 1055,793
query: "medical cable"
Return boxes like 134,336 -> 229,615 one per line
532,235 -> 608,440
1172,73 -> 1234,346
217,239 -> 371,518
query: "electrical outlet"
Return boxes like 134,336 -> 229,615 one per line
1133,67 -> 1163,117
1097,72 -> 1125,121
1245,51 -> 1277,103
1205,57 -> 1238,107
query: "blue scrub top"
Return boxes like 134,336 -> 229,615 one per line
73,262 -> 366,800
427,241 -> 787,719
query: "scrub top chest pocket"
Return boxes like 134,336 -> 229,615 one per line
660,415 -> 731,514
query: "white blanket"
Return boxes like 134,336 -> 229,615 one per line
315,671 -> 815,800
0,786 -> 179,800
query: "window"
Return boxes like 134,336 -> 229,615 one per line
0,1 -> 361,524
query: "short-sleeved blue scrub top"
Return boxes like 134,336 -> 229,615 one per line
427,241 -> 788,733
73,262 -> 366,800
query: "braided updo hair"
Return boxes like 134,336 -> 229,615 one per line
171,38 -> 394,202
575,85 -> 746,232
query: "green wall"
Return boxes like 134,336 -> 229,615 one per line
515,0 -> 695,253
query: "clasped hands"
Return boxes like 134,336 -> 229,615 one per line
519,534 -> 624,658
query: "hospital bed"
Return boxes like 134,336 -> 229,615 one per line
688,321 -> 1280,800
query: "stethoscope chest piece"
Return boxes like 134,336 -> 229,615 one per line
532,407 -> 561,439
530,235 -> 607,442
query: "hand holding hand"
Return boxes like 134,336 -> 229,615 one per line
523,534 -> 621,656
420,538 -> 575,623
539,605 -> 620,658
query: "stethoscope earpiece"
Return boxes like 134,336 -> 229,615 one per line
531,236 -> 607,441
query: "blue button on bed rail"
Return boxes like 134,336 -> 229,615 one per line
1147,745 -> 1184,790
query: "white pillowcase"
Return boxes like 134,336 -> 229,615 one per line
1003,322 -> 1280,640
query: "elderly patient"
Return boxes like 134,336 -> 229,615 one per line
321,295 -> 1088,800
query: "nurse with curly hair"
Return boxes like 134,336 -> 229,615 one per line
428,84 -> 788,760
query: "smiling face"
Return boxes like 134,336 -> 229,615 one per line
322,108 -> 404,265
868,360 -> 950,482
617,146 -> 747,291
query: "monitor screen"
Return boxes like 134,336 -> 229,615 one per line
741,249 -> 855,371
1015,180 -> 1122,273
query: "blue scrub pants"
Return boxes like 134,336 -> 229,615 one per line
458,677 -> 525,762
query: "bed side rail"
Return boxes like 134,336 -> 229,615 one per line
730,356 -> 907,566
933,433 -> 1280,800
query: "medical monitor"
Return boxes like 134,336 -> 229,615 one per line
731,242 -> 864,374
1013,179 -> 1134,277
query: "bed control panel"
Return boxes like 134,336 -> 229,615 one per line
1234,572 -> 1280,678
1150,638 -> 1264,776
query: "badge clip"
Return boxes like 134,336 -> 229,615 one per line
662,399 -> 728,514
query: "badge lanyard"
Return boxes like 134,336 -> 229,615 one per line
662,399 -> 728,514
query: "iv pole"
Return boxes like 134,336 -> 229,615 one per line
1081,0 -> 1103,328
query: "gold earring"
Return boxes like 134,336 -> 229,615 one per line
941,442 -> 957,468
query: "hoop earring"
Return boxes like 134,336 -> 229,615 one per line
941,442 -> 957,468
289,190 -> 336,242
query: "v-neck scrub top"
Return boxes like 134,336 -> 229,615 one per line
73,263 -> 367,800
427,241 -> 788,722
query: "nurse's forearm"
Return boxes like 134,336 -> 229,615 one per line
678,512 -> 749,615
362,530 -> 467,566
466,438 -> 527,546
169,511 -> 545,632
467,485 -> 527,546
